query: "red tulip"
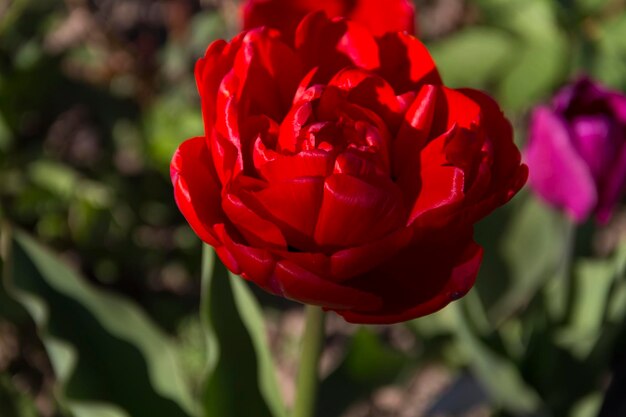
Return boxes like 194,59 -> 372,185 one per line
171,13 -> 527,323
243,0 -> 415,43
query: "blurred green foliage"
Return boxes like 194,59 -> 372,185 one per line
1,0 -> 626,416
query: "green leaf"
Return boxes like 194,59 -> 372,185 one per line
571,393 -> 603,417
557,242 -> 626,358
491,196 -> 570,323
200,245 -> 286,417
497,37 -> 568,110
555,259 -> 616,358
3,229 -> 195,417
429,27 -> 514,88
471,0 -> 569,109
593,14 -> 626,88
67,402 -> 131,417
448,302 -> 542,413
475,0 -> 560,41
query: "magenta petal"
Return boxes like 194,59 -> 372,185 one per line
570,115 -> 615,180
525,107 -> 598,223
597,143 -> 626,223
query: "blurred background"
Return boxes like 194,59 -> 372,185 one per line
1,0 -> 626,416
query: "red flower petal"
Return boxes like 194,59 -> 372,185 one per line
222,189 -> 288,249
273,259 -> 383,311
295,12 -> 379,83
314,174 -> 406,248
244,177 -> 325,250
376,32 -> 441,95
329,226 -> 413,281
393,84 -> 440,201
232,28 -> 304,121
257,148 -> 333,181
328,68 -> 403,130
216,224 -> 280,294
336,234 -> 483,324
171,137 -> 223,246
348,0 -> 415,37
243,0 -> 415,44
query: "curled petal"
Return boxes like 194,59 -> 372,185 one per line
273,260 -> 383,311
171,137 -> 223,246
196,37 -> 243,138
295,12 -> 380,83
233,28 -> 304,121
257,147 -> 333,182
376,32 -> 441,95
216,224 -> 280,294
243,0 -> 415,44
314,174 -> 406,248
222,189 -> 288,249
244,177 -> 325,250
329,68 -> 403,129
336,234 -> 483,324
329,226 -> 413,281
452,88 -> 528,221
348,0 -> 415,37
393,84 -> 440,198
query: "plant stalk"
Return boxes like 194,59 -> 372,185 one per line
292,305 -> 325,417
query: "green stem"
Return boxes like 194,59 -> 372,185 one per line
292,305 -> 325,417
561,216 -> 578,322
545,214 -> 577,323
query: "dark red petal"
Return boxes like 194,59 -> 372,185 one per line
376,32 -> 441,94
277,101 -> 314,152
348,0 -> 415,36
245,177 -> 325,248
271,250 -> 331,280
333,149 -> 387,180
257,148 -> 334,181
272,260 -> 383,311
336,234 -> 483,324
295,12 -> 379,83
243,0 -> 415,44
216,224 -> 280,294
212,72 -> 245,184
328,68 -> 403,129
233,28 -> 304,121
393,84 -> 440,198
196,37 -> 242,139
408,166 -> 465,226
330,226 -> 413,281
171,137 -> 223,246
314,174 -> 406,248
457,88 -> 528,221
243,0 -> 346,45
293,67 -> 321,104
426,87 -> 482,140
221,191 -> 288,249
